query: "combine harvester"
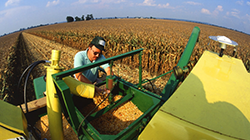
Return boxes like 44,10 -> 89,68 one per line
1,26 -> 250,140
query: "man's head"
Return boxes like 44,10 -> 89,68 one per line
88,36 -> 106,61
90,36 -> 106,51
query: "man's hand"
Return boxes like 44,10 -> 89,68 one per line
103,88 -> 110,94
95,86 -> 110,95
95,86 -> 103,94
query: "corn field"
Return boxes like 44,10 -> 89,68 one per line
1,18 -> 250,140
1,18 -> 250,104
28,19 -> 250,74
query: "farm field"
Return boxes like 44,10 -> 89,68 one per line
28,19 -> 250,72
1,18 -> 250,104
0,32 -> 20,103
1,18 -> 250,139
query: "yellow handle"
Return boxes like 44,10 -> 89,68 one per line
63,77 -> 95,99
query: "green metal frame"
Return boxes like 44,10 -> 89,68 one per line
46,26 -> 200,140
53,49 -> 143,80
160,26 -> 200,101
33,76 -> 46,99
52,48 -> 163,139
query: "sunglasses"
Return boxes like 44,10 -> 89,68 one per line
91,48 -> 102,56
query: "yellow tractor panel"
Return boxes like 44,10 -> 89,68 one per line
0,100 -> 28,139
139,50 -> 250,140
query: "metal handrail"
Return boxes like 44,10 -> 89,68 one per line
160,26 -> 200,101
53,48 -> 143,80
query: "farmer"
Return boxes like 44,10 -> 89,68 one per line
74,36 -> 112,93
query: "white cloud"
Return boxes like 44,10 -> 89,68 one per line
201,8 -> 210,14
201,5 -> 223,16
142,0 -> 156,6
230,9 -> 241,18
226,9 -> 248,20
101,0 -> 125,3
185,1 -> 201,5
139,1 -> 174,9
75,0 -> 87,4
113,0 -> 125,3
213,5 -> 223,16
5,0 -> 20,7
236,0 -> 244,5
72,0 -> 125,5
216,5 -> 223,11
158,3 -> 170,8
247,1 -> 250,5
46,0 -> 60,7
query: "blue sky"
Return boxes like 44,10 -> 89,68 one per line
1,0 -> 250,35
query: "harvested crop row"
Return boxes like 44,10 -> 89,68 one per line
22,32 -> 76,71
0,32 -> 21,103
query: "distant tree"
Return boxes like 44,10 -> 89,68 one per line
81,15 -> 85,20
86,14 -> 94,20
19,28 -> 25,31
66,16 -> 74,22
75,16 -> 81,21
86,14 -> 91,20
90,14 -> 94,20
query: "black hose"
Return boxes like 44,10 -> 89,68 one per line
17,61 -> 43,111
15,60 -> 50,140
17,60 -> 49,113
14,60 -> 49,140
24,60 -> 49,113
17,61 -> 42,92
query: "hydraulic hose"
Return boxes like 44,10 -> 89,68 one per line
24,60 -> 50,113
17,61 -> 44,111
15,60 -> 50,140
17,61 -> 42,91
17,60 -> 50,113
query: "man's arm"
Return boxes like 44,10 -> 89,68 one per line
104,67 -> 113,76
75,72 -> 92,84
75,72 -> 104,94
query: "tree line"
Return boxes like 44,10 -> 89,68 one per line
66,14 -> 94,22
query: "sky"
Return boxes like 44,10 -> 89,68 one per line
1,0 -> 250,36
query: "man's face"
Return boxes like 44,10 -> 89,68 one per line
89,45 -> 102,61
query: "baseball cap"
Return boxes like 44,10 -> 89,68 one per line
91,36 -> 106,51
